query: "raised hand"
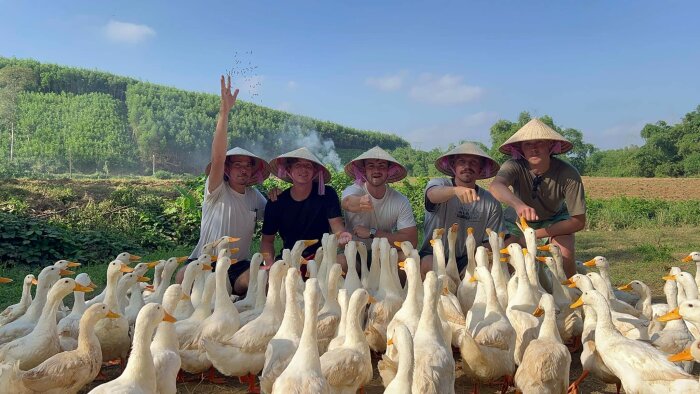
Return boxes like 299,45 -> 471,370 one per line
220,75 -> 239,113
516,204 -> 539,221
358,194 -> 374,211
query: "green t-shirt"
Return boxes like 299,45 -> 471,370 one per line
496,157 -> 586,221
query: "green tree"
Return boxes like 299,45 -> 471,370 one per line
0,66 -> 37,163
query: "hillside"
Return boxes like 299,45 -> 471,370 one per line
0,57 -> 409,174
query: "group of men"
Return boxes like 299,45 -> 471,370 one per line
180,76 -> 587,294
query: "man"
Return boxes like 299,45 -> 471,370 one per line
488,118 -> 586,278
341,146 -> 418,257
261,147 -> 352,266
419,142 -> 505,277
176,75 -> 269,296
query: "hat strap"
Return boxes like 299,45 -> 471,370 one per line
550,141 -> 563,155
387,163 -> 402,181
317,170 -> 326,195
508,146 -> 523,159
479,161 -> 492,178
351,162 -> 367,186
277,162 -> 288,179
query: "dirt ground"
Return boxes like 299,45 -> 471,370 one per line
80,349 -> 630,394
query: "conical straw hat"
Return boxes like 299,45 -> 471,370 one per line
343,146 -> 407,183
498,118 -> 573,156
435,142 -> 500,179
269,147 -> 332,183
204,147 -> 270,186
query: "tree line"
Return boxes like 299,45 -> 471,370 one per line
1,56 -> 699,177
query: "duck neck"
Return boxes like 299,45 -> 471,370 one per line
593,301 -> 618,336
346,297 -> 366,346
539,308 -> 562,343
128,283 -> 144,309
406,265 -> 423,312
598,268 -> 616,298
34,290 -> 62,334
483,276 -> 505,316
104,271 -> 122,310
295,289 -> 321,370
123,320 -> 157,384
278,280 -> 303,337
432,240 -> 446,275
393,332 -> 414,385
241,262 -> 259,302
181,268 -> 198,296
19,281 -> 33,306
156,265 -> 177,298
24,278 -> 53,321
214,264 -> 239,318
418,285 -> 443,342
76,314 -> 101,353
71,290 -> 87,316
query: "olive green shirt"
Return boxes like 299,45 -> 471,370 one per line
496,157 -> 586,221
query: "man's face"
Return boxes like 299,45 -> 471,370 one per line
225,155 -> 254,185
363,159 -> 389,187
521,140 -> 553,165
452,155 -> 482,184
288,159 -> 316,185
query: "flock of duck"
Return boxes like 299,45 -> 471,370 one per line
0,221 -> 699,393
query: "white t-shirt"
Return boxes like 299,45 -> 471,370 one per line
189,178 -> 267,261
341,183 -> 416,248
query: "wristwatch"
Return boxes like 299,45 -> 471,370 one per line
369,228 -> 377,239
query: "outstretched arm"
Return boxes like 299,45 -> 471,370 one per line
208,75 -> 239,193
489,175 -> 539,221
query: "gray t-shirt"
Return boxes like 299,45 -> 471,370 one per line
420,178 -> 506,258
496,157 -> 586,220
342,183 -> 416,249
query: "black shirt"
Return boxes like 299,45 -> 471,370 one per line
262,183 -> 342,257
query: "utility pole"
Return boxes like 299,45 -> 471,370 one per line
152,154 -> 155,175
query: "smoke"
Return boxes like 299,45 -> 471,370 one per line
237,115 -> 343,170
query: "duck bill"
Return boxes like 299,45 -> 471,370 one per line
0,277 -> 12,283
519,216 -> 530,229
129,255 -> 141,261
467,227 -> 474,236
662,274 -> 677,281
450,223 -> 458,232
303,239 -> 318,247
393,241 -> 403,248
176,256 -> 189,264
387,338 -> 394,346
537,245 -> 551,252
617,283 -> 633,292
88,282 -> 98,289
682,255 -> 693,263
137,276 -> 150,283
74,283 -> 94,293
106,310 -> 121,319
469,275 -> 479,283
67,261 -> 81,267
31,278 -> 39,285
657,308 -> 682,322
570,297 -> 584,309
668,348 -> 693,362
583,258 -> 597,267
59,269 -> 75,276
162,311 -> 177,323
119,264 -> 134,273
146,261 -> 159,269
533,306 -> 544,317
499,247 -> 509,255
202,264 -> 213,271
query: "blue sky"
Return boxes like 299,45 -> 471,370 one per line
2,0 -> 699,150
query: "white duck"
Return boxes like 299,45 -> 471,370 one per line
8,303 -> 118,394
320,288 -> 373,394
0,265 -> 64,344
367,237 -> 381,294
443,223 -> 461,291
0,278 -> 92,369
57,273 -> 96,351
466,246 -> 491,333
411,271 -> 455,394
618,280 -> 667,333
383,323 -> 413,394
203,260 -> 288,393
233,253 -> 264,312
379,257 -> 423,387
317,263 -> 343,355
459,266 -> 515,394
175,273 -> 215,347
180,256 -> 241,377
343,241 -> 362,297
144,257 -> 182,305
571,290 -> 699,393
457,227 -> 478,314
151,285 -> 183,394
486,228 -> 509,310
271,278 -> 330,394
88,303 -> 175,394
364,238 -> 403,353
502,243 -> 540,366
174,258 -> 212,320
238,269 -> 269,326
0,275 -> 35,327
681,251 -> 700,289
94,260 -> 133,365
439,274 -> 466,347
357,241 -> 369,290
261,267 -> 304,393
514,293 -> 571,394
327,289 -> 349,353
583,255 -> 639,305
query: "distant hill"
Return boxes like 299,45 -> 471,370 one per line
0,57 -> 409,174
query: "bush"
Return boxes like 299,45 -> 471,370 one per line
153,170 -> 175,179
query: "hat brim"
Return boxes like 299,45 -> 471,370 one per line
343,161 -> 407,183
204,152 -> 270,186
269,158 -> 331,184
498,140 -> 574,156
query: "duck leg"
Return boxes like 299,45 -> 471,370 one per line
500,374 -> 513,394
239,373 -> 260,393
567,369 -> 589,394
204,366 -> 227,384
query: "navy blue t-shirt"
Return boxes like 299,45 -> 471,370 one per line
262,183 -> 342,257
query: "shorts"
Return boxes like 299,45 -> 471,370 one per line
190,258 -> 251,296
504,206 -> 571,240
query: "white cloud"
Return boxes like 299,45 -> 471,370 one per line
403,111 -> 499,150
104,20 -> 155,44
409,73 -> 484,105
287,80 -> 298,90
365,71 -> 407,92
590,121 -> 646,150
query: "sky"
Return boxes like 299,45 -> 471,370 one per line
1,0 -> 699,151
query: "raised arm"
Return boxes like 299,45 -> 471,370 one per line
489,175 -> 539,221
426,185 -> 479,204
208,75 -> 239,193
